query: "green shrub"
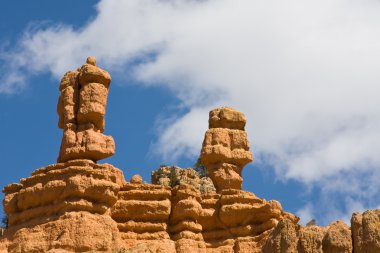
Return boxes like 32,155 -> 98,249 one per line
193,158 -> 208,177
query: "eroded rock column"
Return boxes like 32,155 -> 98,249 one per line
1,58 -> 125,253
200,107 -> 252,192
199,107 -> 299,253
57,56 -> 115,162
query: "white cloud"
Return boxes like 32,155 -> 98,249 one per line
2,0 -> 380,223
297,203 -> 314,226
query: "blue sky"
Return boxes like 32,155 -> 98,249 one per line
1,0 -> 380,226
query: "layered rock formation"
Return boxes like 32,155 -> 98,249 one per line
351,210 -> 380,253
1,160 -> 124,252
1,58 -> 122,253
2,58 -> 380,253
200,107 -> 253,192
263,219 -> 353,253
57,56 -> 115,163
111,176 -> 175,252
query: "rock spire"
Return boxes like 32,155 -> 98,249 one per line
200,107 -> 253,192
57,56 -> 115,162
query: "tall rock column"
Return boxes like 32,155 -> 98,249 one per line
1,58 -> 125,253
200,107 -> 253,192
199,107 -> 298,253
57,56 -> 115,162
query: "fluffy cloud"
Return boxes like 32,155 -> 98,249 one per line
2,0 -> 380,223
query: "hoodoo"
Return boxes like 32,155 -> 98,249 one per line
200,107 -> 253,192
1,58 -> 380,253
57,56 -> 115,162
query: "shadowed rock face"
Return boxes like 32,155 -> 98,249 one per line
57,56 -> 115,163
2,58 -> 380,253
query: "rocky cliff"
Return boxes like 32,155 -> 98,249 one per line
1,58 -> 379,253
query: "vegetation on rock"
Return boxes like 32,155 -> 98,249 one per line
151,165 -> 215,193
1,215 -> 7,229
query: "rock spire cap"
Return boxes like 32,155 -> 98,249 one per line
86,56 -> 97,66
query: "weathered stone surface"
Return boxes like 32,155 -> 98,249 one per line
200,107 -> 253,192
1,159 -> 124,252
352,210 -> 380,253
6,212 -> 121,253
263,218 -> 298,253
78,62 -> 111,88
58,124 -> 115,162
57,57 -> 114,163
263,218 -> 354,253
77,82 -> 109,130
3,160 -> 123,227
201,128 -> 252,167
111,182 -> 173,250
322,221 -> 352,253
57,71 -> 79,129
121,240 -> 176,253
130,174 -> 143,184
152,166 -> 216,194
297,225 -> 325,253
170,185 -> 206,252
209,106 -> 246,130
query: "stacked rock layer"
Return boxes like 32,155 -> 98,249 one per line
57,57 -> 115,163
111,178 -> 175,252
2,160 -> 124,252
200,107 -> 253,192
2,59 -> 380,253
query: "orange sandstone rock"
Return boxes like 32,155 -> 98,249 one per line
200,107 -> 253,192
322,221 -> 352,253
57,57 -> 114,163
170,185 -> 206,253
2,159 -> 125,252
130,174 -> 143,184
111,182 -> 175,252
263,218 -> 298,253
7,212 -> 120,253
263,218 -> 353,253
351,210 -> 380,253
297,225 -> 325,253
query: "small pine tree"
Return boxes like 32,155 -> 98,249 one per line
1,214 -> 8,229
169,170 -> 178,188
193,158 -> 208,178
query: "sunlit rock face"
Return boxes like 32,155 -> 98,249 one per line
200,107 -> 253,192
1,58 -> 380,253
2,159 -> 124,252
57,56 -> 115,163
